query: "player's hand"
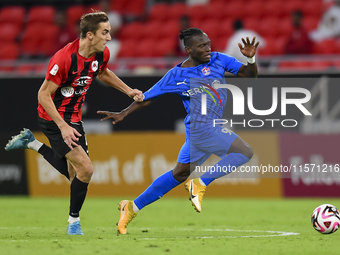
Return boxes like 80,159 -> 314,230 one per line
238,36 -> 260,58
97,111 -> 125,125
128,89 -> 144,102
60,124 -> 81,150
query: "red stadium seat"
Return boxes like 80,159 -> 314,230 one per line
219,18 -> 233,38
258,17 -> 279,37
223,1 -> 244,20
0,42 -> 20,60
188,5 -> 210,22
67,5 -> 85,28
278,17 -> 293,37
117,39 -> 137,57
283,0 -> 303,17
135,39 -> 157,57
312,39 -> 335,54
124,0 -> 146,16
111,0 -> 126,14
302,16 -> 319,32
199,19 -> 220,41
263,0 -> 284,18
21,23 -> 57,57
0,6 -> 26,27
154,38 -> 176,57
243,17 -> 260,33
303,0 -> 322,17
141,21 -> 163,40
334,39 -> 340,53
27,6 -> 56,24
0,23 -> 21,42
118,22 -> 144,40
149,3 -> 170,22
168,2 -> 188,20
243,0 -> 264,19
158,21 -> 180,41
213,35 -> 229,52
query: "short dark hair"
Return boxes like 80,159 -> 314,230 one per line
80,11 -> 109,39
179,28 -> 204,47
233,20 -> 243,31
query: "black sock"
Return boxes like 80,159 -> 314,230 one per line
69,176 -> 89,218
38,144 -> 70,180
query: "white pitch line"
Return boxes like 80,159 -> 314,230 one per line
124,228 -> 300,240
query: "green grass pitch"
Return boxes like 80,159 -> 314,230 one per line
1,196 -> 340,255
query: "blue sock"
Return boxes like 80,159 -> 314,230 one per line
200,153 -> 250,186
134,170 -> 180,210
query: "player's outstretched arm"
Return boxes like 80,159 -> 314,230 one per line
97,100 -> 153,125
236,36 -> 259,78
97,68 -> 144,102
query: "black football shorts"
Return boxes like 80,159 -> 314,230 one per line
38,117 -> 89,159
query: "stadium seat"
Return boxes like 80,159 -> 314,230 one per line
111,0 -> 125,14
258,17 -> 279,37
168,2 -> 188,20
124,0 -> 146,16
0,23 -> 21,42
21,23 -> 43,56
283,0 -> 303,17
158,21 -> 180,41
141,21 -> 163,40
66,5 -> 85,28
135,39 -> 157,57
213,35 -> 229,52
302,16 -> 319,32
0,6 -> 26,28
223,1 -> 244,20
262,0 -> 284,18
243,0 -> 264,19
243,17 -> 260,33
199,19 -> 220,41
154,38 -> 176,57
0,42 -> 20,60
27,6 -> 56,24
278,17 -> 293,37
149,3 -> 170,22
117,39 -> 137,57
312,39 -> 335,54
303,0 -> 322,17
118,22 -> 144,40
188,5 -> 210,22
219,18 -> 233,38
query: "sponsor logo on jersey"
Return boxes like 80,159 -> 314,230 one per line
92,60 -> 98,72
73,76 -> 92,86
201,67 -> 210,75
75,87 -> 89,96
61,86 -> 74,97
50,64 -> 59,75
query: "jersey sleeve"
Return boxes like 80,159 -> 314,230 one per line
45,50 -> 68,86
100,47 -> 110,71
218,52 -> 243,75
143,69 -> 177,100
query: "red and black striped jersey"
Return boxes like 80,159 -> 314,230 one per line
38,39 -> 110,122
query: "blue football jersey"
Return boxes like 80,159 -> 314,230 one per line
143,52 -> 243,130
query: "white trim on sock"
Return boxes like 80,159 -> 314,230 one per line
68,216 -> 80,224
198,178 -> 206,187
27,140 -> 43,152
133,202 -> 140,213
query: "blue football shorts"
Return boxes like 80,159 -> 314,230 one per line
177,124 -> 238,165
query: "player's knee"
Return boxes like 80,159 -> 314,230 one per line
78,161 -> 93,182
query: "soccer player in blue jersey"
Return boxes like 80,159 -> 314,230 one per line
98,28 -> 260,234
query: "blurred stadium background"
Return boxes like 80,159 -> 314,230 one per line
0,0 -> 340,199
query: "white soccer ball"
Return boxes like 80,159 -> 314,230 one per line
311,204 -> 340,234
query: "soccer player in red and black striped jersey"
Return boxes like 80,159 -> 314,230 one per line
5,11 -> 144,235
